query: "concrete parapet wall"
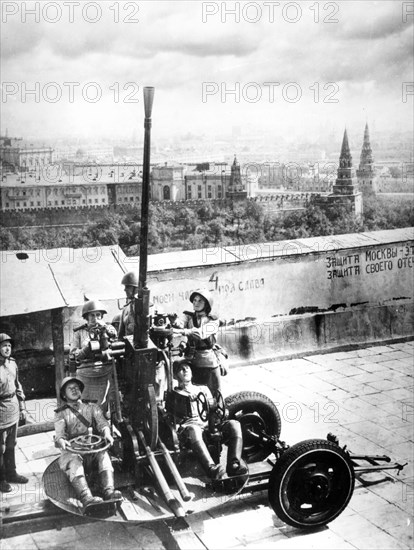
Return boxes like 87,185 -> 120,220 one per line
218,301 -> 414,364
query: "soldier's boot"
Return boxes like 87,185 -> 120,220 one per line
0,453 -> 12,492
192,440 -> 225,480
4,448 -> 28,484
71,475 -> 103,507
226,436 -> 247,477
99,470 -> 122,501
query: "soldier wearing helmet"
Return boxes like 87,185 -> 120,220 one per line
54,376 -> 121,507
70,300 -> 117,413
172,359 -> 247,479
0,333 -> 28,492
111,313 -> 121,334
118,271 -> 138,339
172,289 -> 223,395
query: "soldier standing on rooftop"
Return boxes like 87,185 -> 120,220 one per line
0,333 -> 28,493
173,289 -> 224,395
118,272 -> 139,339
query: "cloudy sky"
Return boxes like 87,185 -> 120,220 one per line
1,0 -> 413,142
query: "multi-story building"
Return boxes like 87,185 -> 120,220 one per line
0,137 -> 54,172
0,165 -> 142,211
184,163 -> 229,200
152,163 -> 186,201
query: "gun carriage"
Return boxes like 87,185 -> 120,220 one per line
43,88 -> 405,530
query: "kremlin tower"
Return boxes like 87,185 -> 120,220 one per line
329,129 -> 363,218
356,123 -> 376,193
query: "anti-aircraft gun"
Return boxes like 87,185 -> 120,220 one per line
43,88 -> 406,529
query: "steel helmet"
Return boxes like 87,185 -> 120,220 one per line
112,313 -> 121,325
60,376 -> 84,400
172,358 -> 193,379
0,333 -> 13,346
189,289 -> 214,314
81,300 -> 107,319
121,271 -> 138,287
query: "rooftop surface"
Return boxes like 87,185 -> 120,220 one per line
1,340 -> 413,549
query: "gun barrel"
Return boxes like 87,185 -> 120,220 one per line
135,86 -> 155,350
158,437 -> 191,502
137,430 -> 185,518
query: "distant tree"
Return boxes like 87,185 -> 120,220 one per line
0,227 -> 16,249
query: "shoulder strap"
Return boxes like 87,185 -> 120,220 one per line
66,403 -> 91,428
54,404 -> 69,413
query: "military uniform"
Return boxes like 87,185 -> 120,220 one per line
71,322 -> 117,410
118,301 -> 135,339
0,349 -> 27,490
173,363 -> 246,479
174,308 -> 221,392
55,400 -> 113,482
54,376 -> 121,506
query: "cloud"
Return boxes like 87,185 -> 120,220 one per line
1,0 -> 412,139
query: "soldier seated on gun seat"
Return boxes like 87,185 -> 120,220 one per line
54,376 -> 122,507
172,359 -> 247,480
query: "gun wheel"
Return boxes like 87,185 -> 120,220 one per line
196,392 -> 209,422
268,439 -> 355,528
67,434 -> 111,455
144,385 -> 158,451
225,391 -> 282,463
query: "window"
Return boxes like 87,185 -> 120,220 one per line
187,187 -> 192,199
24,202 -> 27,207
218,188 -> 222,198
37,201 -> 41,206
198,185 -> 202,199
82,199 -> 86,204
89,199 -> 92,204
102,198 -> 105,203
130,197 -> 134,202
95,198 -> 98,203
6,202 -> 9,207
17,202 -> 20,206
61,200 -> 65,205
30,201 -> 34,206
55,200 -> 58,205
163,186 -> 171,200
207,185 -> 212,198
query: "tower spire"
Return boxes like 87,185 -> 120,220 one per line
340,128 -> 352,164
334,129 -> 356,190
356,122 -> 375,192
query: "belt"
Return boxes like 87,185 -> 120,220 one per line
0,392 -> 16,400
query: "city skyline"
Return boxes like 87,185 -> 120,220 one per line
1,1 -> 413,141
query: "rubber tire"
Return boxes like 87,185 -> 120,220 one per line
268,439 -> 355,529
225,391 -> 282,463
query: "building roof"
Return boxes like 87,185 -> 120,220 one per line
0,246 -> 126,316
0,166 -> 142,188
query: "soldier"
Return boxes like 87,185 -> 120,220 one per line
118,271 -> 138,339
173,289 -> 224,395
173,359 -> 247,479
0,333 -> 28,493
71,300 -> 117,413
55,376 -> 121,507
111,313 -> 121,335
